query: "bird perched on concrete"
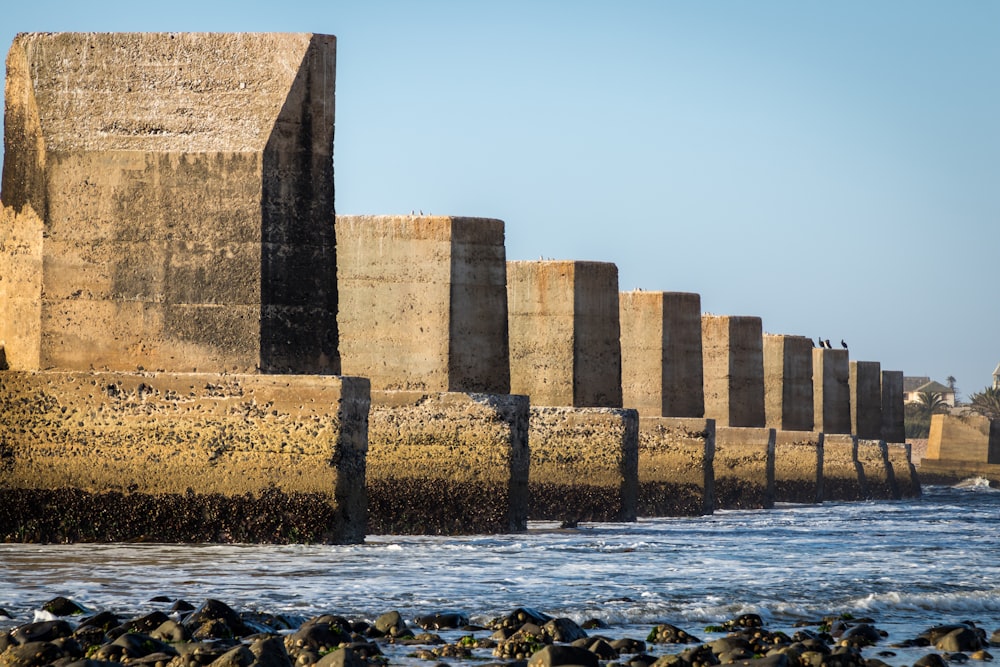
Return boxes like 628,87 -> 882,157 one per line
841,339 -> 848,350
817,337 -> 824,348
825,339 -> 832,349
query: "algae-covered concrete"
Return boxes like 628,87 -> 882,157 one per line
1,33 -> 339,374
850,361 -> 882,440
773,430 -> 822,504
887,443 -> 921,498
637,417 -> 715,516
528,407 -> 638,522
813,349 -> 851,434
713,427 -> 775,510
763,335 -> 814,431
881,371 -> 906,443
822,434 -> 864,501
702,316 -> 765,428
620,291 -> 704,418
336,215 -> 509,393
366,391 -> 529,535
0,371 -> 370,543
857,439 -> 898,500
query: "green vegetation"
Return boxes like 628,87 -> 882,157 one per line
968,387 -> 1000,420
904,391 -> 949,438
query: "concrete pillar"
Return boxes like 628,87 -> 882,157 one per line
821,434 -> 864,501
850,361 -> 882,439
507,261 -> 622,407
881,370 -> 906,443
774,431 -> 823,504
763,335 -> 814,431
637,418 -> 715,516
528,407 -> 638,523
702,316 -> 765,427
856,439 -> 898,500
620,291 -> 704,418
886,443 -> 921,498
366,391 -> 529,534
713,427 -> 775,510
336,215 -> 509,393
813,349 -> 851,434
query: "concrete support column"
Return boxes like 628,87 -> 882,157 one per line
813,349 -> 851,434
821,434 -> 864,501
637,417 -> 715,516
713,427 -> 775,510
774,430 -> 823,504
881,370 -> 906,443
702,315 -> 765,427
763,335 -> 814,431
850,361 -> 883,439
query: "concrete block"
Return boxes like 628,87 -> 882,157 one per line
773,430 -> 823,504
637,417 -> 715,516
813,349 -> 851,434
0,371 -> 370,543
886,443 -> 921,498
881,370 -> 906,443
366,391 -> 529,535
620,291 -> 704,418
763,335 -> 814,431
857,439 -> 898,500
850,361 -> 882,439
1,33 -> 339,374
336,215 -> 509,393
702,316 -> 765,427
508,261 -> 621,407
528,406 -> 638,522
821,434 -> 864,501
713,427 -> 775,510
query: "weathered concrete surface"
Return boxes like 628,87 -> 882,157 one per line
0,204 -> 42,369
813,349 -> 851,434
773,430 -> 822,504
702,316 -> 765,427
850,361 -> 882,440
366,391 -> 529,535
822,434 -> 864,501
881,370 -> 906,443
887,443 -> 921,498
0,371 -> 369,543
637,417 -> 715,516
508,261 -> 621,407
713,427 -> 775,510
763,335 -> 814,431
336,215 -> 509,393
528,407 -> 638,522
1,33 -> 339,374
620,291 -> 704,418
857,439 -> 898,500
920,413 -> 1000,484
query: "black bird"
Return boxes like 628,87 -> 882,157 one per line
817,337 -> 824,348
841,339 -> 848,350
825,339 -> 832,349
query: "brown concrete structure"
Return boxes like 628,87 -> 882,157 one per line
713,427 -> 775,510
702,316 -> 765,427
763,335 -> 814,431
773,430 -> 823,504
1,33 -> 339,375
637,418 -> 715,516
813,349 -> 851,434
850,361 -> 883,439
887,443 -> 921,498
528,407 -> 638,523
822,434 -> 864,501
507,261 -> 622,408
857,439 -> 899,500
881,370 -> 906,443
0,371 -> 370,543
366,391 -> 529,534
336,215 -> 509,393
620,291 -> 704,418
920,414 -> 1000,484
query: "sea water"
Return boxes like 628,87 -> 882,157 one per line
1,481 -> 999,665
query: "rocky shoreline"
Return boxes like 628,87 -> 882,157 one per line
1,596 -> 996,667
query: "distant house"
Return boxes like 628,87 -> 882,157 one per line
903,376 -> 956,406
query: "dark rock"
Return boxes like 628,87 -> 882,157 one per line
586,638 -> 618,660
171,600 -> 196,613
11,620 -> 75,645
415,612 -> 470,630
3,640 -> 66,666
646,624 -> 700,644
0,608 -> 12,620
581,619 -> 608,630
626,653 -> 659,667
729,654 -> 789,667
611,638 -> 647,654
121,611 -> 170,634
527,644 -> 600,667
315,647 -> 366,667
111,632 -> 177,657
937,627 -> 984,653
248,635 -> 294,667
373,610 -> 410,638
842,624 -> 883,647
151,619 -> 190,643
542,618 -> 587,643
284,618 -> 351,657
42,597 -> 88,616
208,643 -> 255,667
78,612 -> 121,632
149,596 -> 172,603
727,614 -> 764,629
184,600 -> 252,638
971,650 -> 994,661
681,643 -> 721,666
494,628 -> 551,661
490,608 -> 553,631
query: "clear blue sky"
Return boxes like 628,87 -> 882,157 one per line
2,1 -> 998,396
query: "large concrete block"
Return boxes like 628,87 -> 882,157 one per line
0,371 -> 370,543
763,335 -> 814,431
881,370 -> 906,443
1,33 -> 338,374
886,443 -> 921,498
508,261 -> 621,407
813,349 -> 851,434
620,291 -> 704,418
702,315 -> 765,427
637,417 -> 715,516
850,361 -> 882,439
336,215 -> 509,393
713,427 -> 775,510
365,391 -> 529,534
821,434 -> 864,501
528,407 -> 638,522
857,439 -> 898,500
774,430 -> 822,504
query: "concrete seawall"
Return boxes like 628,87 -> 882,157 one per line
857,439 -> 898,500
773,431 -> 822,504
714,427 -> 775,510
887,443 -> 921,498
637,417 -> 715,516
822,434 -> 864,501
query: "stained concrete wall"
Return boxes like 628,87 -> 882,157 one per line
1,33 -> 339,374
926,413 -> 1000,463
336,215 -> 509,393
637,417 -> 715,516
773,430 -> 822,504
713,427 -> 775,510
702,316 -> 765,428
813,349 -> 851,434
365,391 -> 529,535
881,370 -> 906,443
763,335 -> 814,431
0,371 -> 370,543
0,204 -> 42,369
850,361 -> 882,440
620,291 -> 704,418
887,443 -> 921,498
822,434 -> 864,501
508,261 -> 622,407
528,407 -> 638,522
857,439 -> 898,500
